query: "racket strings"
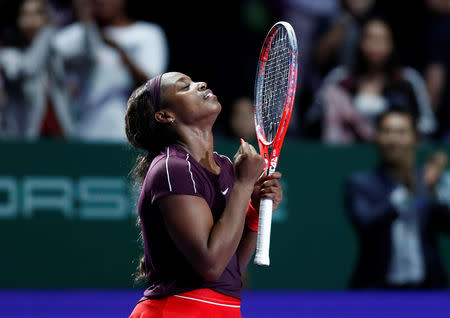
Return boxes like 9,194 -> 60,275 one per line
260,27 -> 291,143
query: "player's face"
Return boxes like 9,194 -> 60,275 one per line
376,113 -> 417,166
161,72 -> 222,125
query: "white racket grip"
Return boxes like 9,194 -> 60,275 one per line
254,198 -> 273,266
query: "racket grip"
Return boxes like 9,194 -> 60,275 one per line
254,198 -> 273,266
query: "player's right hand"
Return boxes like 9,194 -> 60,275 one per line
251,171 -> 283,211
233,139 -> 265,188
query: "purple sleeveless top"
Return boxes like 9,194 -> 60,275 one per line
138,144 -> 242,300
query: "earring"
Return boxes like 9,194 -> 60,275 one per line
169,118 -> 175,124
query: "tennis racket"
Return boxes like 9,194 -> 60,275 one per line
253,21 -> 298,266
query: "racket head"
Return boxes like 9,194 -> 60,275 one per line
254,21 -> 298,159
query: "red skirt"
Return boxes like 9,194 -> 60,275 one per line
129,288 -> 241,318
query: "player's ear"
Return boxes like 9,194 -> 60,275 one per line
155,111 -> 175,125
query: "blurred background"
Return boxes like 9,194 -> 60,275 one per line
1,0 -> 450,317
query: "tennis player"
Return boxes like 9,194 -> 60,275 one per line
125,72 -> 283,317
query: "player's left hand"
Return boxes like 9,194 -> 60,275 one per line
250,171 -> 283,212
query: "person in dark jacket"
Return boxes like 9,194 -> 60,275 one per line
345,108 -> 450,289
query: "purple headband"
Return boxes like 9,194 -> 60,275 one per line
145,74 -> 163,109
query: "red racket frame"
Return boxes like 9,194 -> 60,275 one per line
254,21 -> 298,174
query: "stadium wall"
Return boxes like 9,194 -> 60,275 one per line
1,140 -> 449,289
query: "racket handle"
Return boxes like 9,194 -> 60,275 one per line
254,197 -> 273,266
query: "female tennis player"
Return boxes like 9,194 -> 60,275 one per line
126,72 -> 283,317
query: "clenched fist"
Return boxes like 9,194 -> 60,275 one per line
233,139 -> 266,189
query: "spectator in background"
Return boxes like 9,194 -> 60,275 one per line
315,0 -> 376,75
54,0 -> 168,142
229,97 -> 256,141
306,17 -> 436,144
280,0 -> 340,135
0,0 -> 74,139
424,0 -> 450,142
345,108 -> 450,289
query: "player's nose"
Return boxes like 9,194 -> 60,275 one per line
197,82 -> 207,91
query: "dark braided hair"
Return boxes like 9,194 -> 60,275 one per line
125,82 -> 179,283
125,83 -> 178,184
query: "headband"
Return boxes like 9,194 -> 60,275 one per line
145,74 -> 163,109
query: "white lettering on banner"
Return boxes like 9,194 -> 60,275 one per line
79,177 -> 127,220
0,176 -> 131,220
0,176 -> 287,223
23,177 -> 74,219
0,177 -> 18,218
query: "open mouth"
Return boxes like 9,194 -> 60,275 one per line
203,89 -> 213,100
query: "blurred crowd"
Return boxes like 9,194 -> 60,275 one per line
0,0 -> 449,144
0,0 -> 168,141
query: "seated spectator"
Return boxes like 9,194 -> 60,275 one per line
345,108 -> 450,289
0,0 -> 74,139
307,17 -> 436,144
424,0 -> 450,141
54,0 -> 168,142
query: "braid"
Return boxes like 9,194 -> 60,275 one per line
125,82 -> 178,284
125,84 -> 178,184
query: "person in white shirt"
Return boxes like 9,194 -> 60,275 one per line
0,0 -> 74,139
54,0 -> 168,142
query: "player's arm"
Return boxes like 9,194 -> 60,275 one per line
159,141 -> 265,281
236,172 -> 283,271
